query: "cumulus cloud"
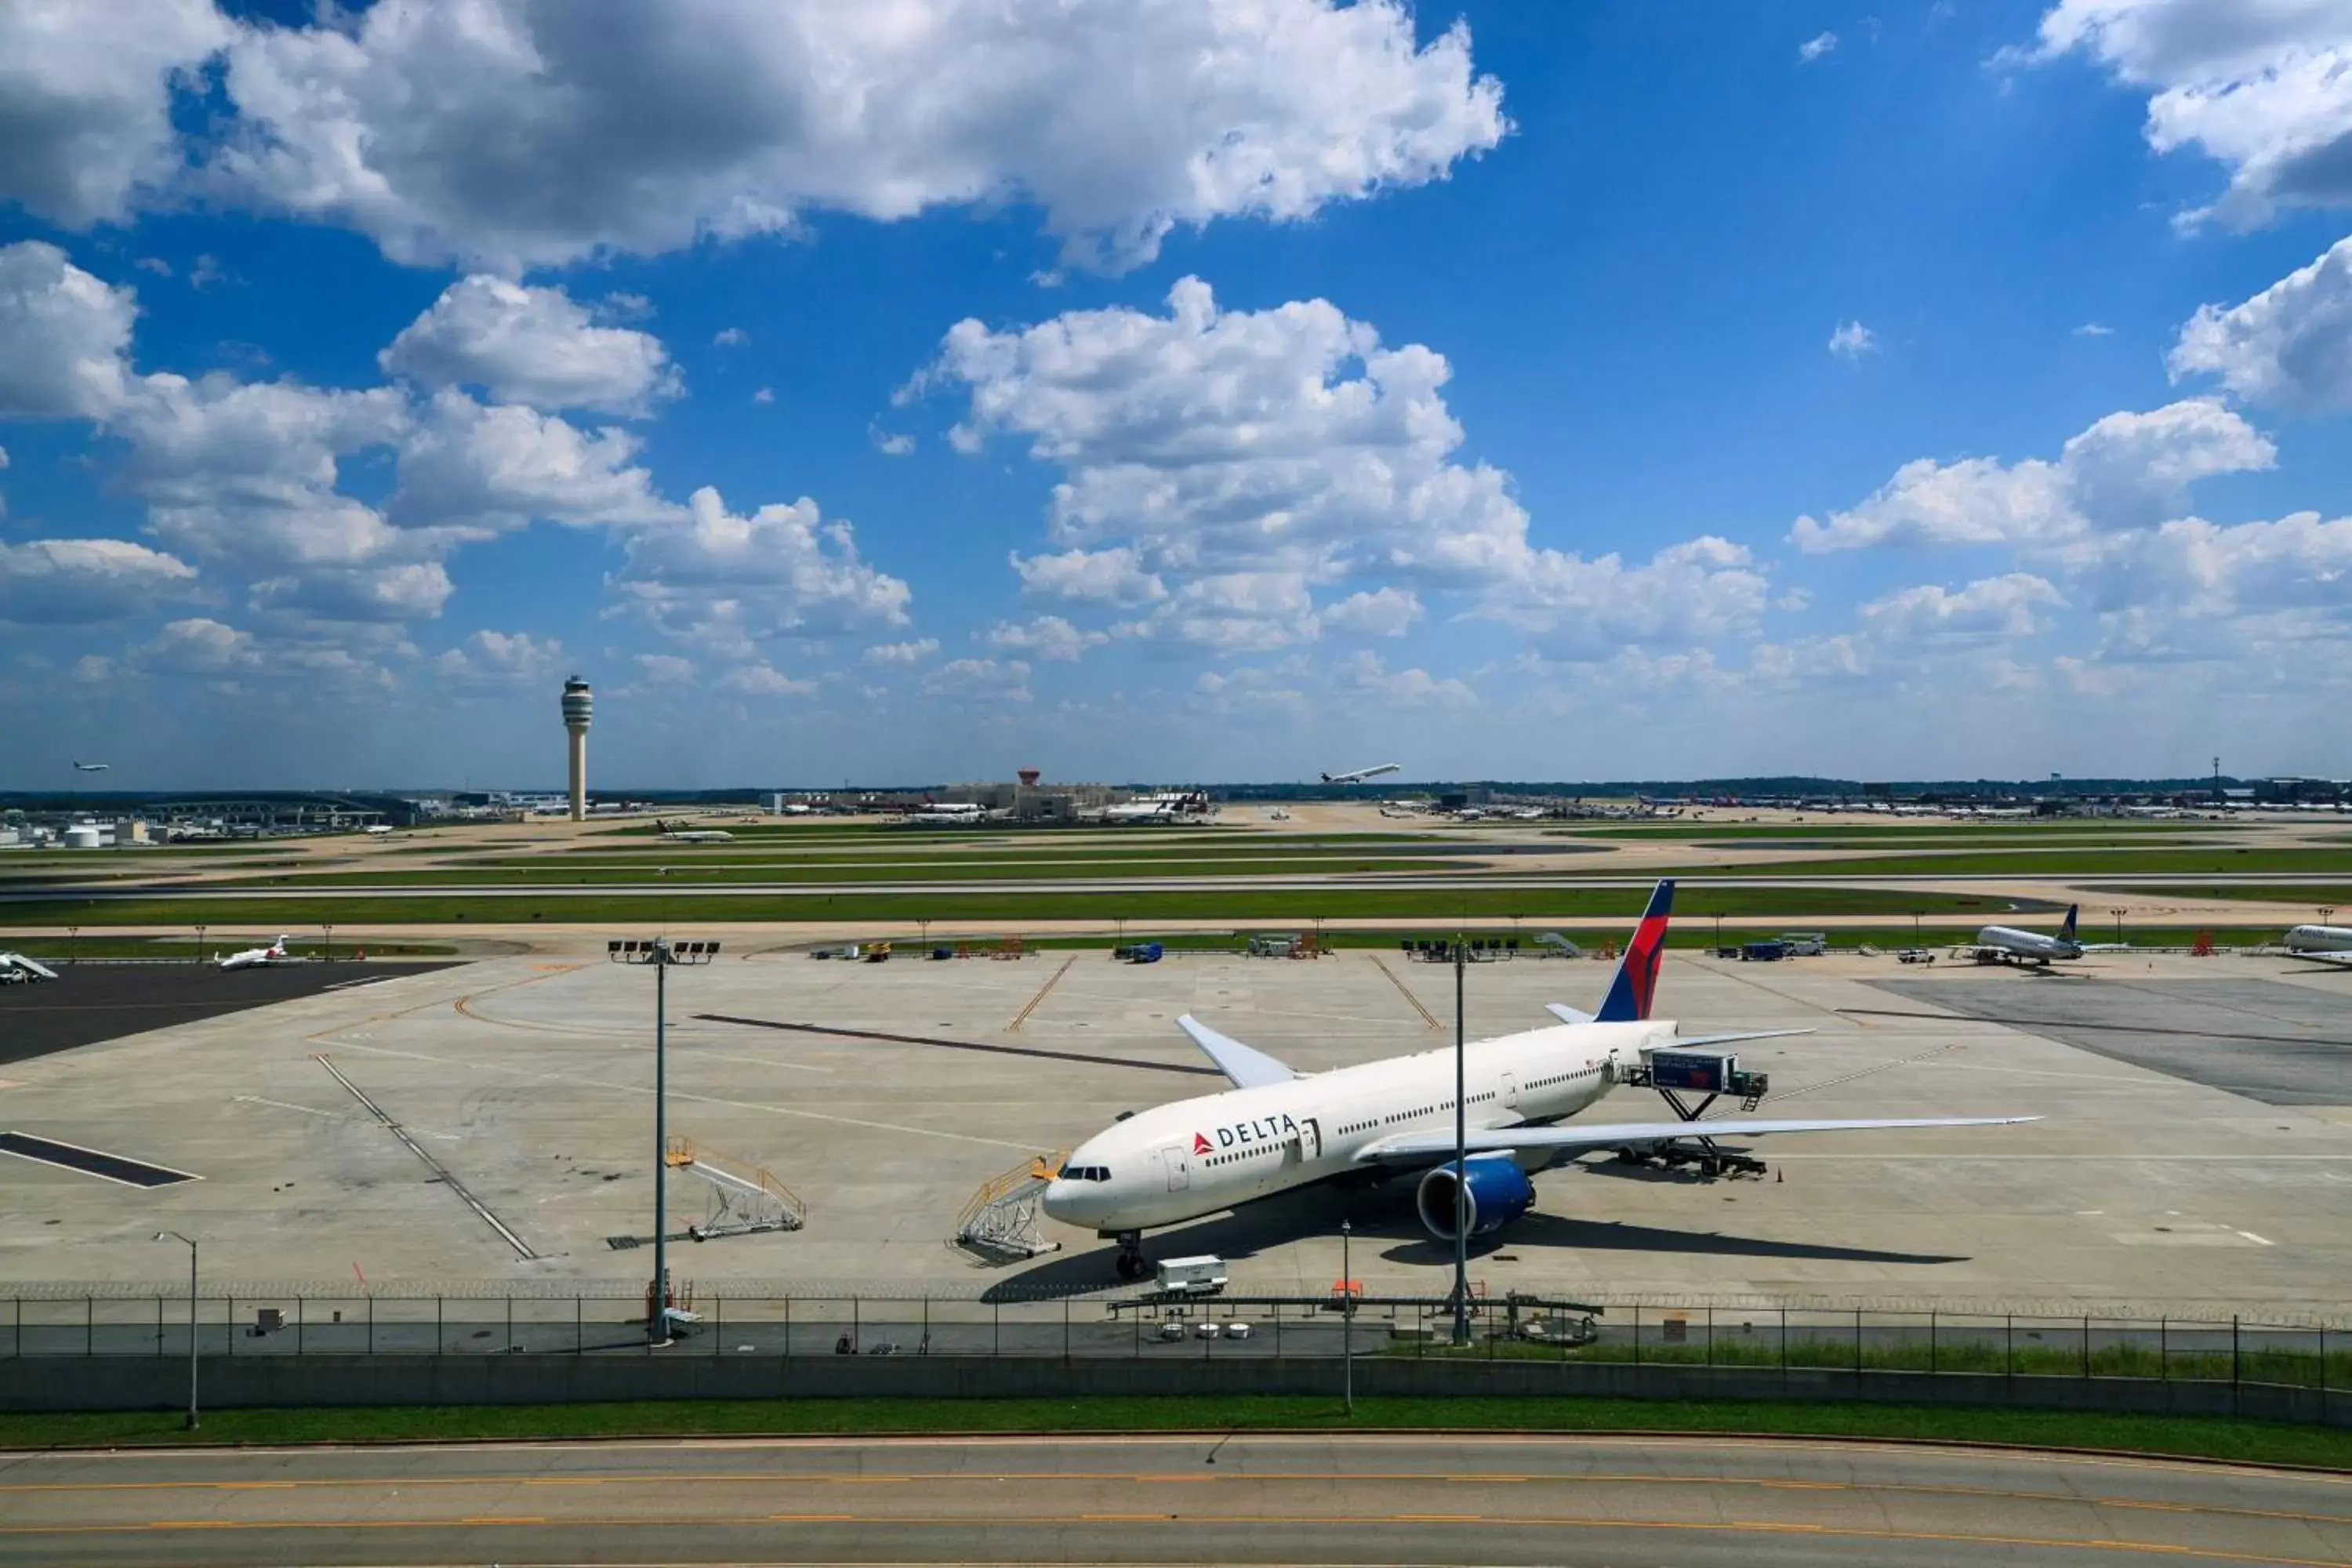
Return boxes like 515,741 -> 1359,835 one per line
923,656 -> 1031,701
0,241 -> 137,419
1337,649 -> 1475,707
0,537 -> 198,624
2169,232 -> 2352,412
1828,319 -> 1876,360
434,628 -> 564,684
1482,537 -> 1770,657
379,275 -> 681,416
197,0 -> 1506,273
0,0 -> 231,228
2084,510 -> 2352,630
1116,571 -> 1323,652
1321,585 -> 1423,637
1011,545 -> 1167,607
390,390 -> 678,534
2025,0 -> 2352,227
1857,573 -> 2067,642
712,327 -> 748,347
983,615 -> 1109,662
720,661 -> 817,696
613,485 -> 912,652
870,426 -> 915,456
1790,398 -> 2274,550
862,638 -> 938,666
1798,31 -> 1839,62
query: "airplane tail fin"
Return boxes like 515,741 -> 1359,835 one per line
2059,904 -> 2078,942
1594,879 -> 1674,1023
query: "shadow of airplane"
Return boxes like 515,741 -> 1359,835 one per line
980,1174 -> 1964,1301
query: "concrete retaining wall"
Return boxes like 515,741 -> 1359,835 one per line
3,1356 -> 2341,1427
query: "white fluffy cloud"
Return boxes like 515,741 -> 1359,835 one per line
613,485 -> 911,652
2170,232 -> 2352,411
0,241 -> 136,419
2028,0 -> 2352,227
934,278 -> 1758,651
434,629 -> 564,684
862,638 -> 939,666
1828,320 -> 1876,360
390,390 -> 677,534
983,615 -> 1109,662
2085,510 -> 2352,626
0,0 -> 230,228
1337,649 -> 1475,707
1857,573 -> 2067,642
0,538 -> 197,624
923,656 -> 1032,701
1791,398 -> 2274,550
379,276 -> 681,416
1798,31 -> 1839,63
1321,586 -> 1423,637
1483,537 -> 1770,656
192,0 -> 1503,273
720,662 -> 818,697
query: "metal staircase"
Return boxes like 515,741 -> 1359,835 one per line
953,1151 -> 1065,1261
664,1137 -> 807,1240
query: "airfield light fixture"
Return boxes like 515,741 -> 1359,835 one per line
152,1231 -> 198,1428
2109,907 -> 2128,946
608,937 -> 720,1345
2322,907 -> 2337,927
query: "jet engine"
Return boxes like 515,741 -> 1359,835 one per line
1414,1155 -> 1535,1240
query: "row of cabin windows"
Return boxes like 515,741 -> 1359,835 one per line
1207,1144 -> 1281,1167
1528,1065 -> 1600,1091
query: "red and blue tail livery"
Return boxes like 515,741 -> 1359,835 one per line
1594,878 -> 1674,1022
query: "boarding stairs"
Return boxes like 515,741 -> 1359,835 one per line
953,1151 -> 1065,1261
664,1137 -> 806,1240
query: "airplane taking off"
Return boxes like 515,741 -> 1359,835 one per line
655,818 -> 736,843
219,935 -> 296,971
0,952 -> 60,984
1043,880 -> 2034,1279
71,760 -> 107,772
1321,762 -> 1401,785
2283,924 -> 2352,969
1959,905 -> 2121,967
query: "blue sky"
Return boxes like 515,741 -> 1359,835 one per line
4,0 -> 2351,789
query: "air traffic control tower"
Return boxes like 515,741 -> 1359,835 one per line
561,675 -> 593,822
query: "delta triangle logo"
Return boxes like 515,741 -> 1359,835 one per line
1191,1132 -> 1213,1156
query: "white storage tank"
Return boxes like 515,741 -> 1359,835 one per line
63,824 -> 103,850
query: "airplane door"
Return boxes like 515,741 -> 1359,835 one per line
1298,1117 -> 1323,1161
1502,1073 -> 1520,1112
1158,1142 -> 1190,1192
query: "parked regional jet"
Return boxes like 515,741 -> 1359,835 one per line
0,952 -> 60,984
1042,880 -> 2034,1279
2283,924 -> 2352,969
656,818 -> 736,843
219,935 -> 296,971
1959,906 -> 2118,967
1321,762 -> 1401,785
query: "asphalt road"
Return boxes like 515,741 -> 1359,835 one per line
0,962 -> 456,1067
1,1432 -> 2345,1566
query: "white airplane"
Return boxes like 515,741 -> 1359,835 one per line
908,802 -> 986,826
1322,762 -> 1401,785
0,952 -> 60,984
2283,924 -> 2352,969
364,824 -> 395,836
219,935 -> 297,971
1958,905 -> 2122,967
71,760 -> 107,772
1042,880 -> 2035,1279
656,818 -> 736,843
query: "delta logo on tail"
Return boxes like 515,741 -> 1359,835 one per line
1593,878 -> 1674,1023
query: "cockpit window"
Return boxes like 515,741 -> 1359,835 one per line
1062,1165 -> 1111,1181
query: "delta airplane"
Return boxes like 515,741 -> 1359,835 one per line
1322,762 -> 1401,785
907,801 -> 986,826
1959,905 -> 2123,967
219,935 -> 296,971
655,818 -> 736,843
2283,924 -> 2352,970
1043,881 -> 2034,1279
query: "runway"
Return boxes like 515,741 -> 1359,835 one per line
2,1432 -> 2347,1566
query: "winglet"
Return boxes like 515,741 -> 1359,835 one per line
1545,1003 -> 1595,1026
1595,879 -> 1674,1023
1174,1014 -> 1298,1090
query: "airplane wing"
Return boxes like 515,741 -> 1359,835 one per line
1664,1028 -> 1814,1050
1174,1014 -> 1299,1089
1544,1003 -> 1595,1025
1354,1115 -> 2037,1165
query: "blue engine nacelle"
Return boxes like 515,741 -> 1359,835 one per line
1414,1155 -> 1535,1240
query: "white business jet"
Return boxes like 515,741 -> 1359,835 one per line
1043,880 -> 2035,1279
2283,924 -> 2352,970
219,935 -> 297,971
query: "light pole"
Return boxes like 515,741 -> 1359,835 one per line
2109,906 -> 2128,946
2321,906 -> 2337,928
194,924 -> 206,965
321,923 -> 333,964
608,937 -> 720,1345
1340,1218 -> 1354,1416
1711,913 -> 1723,951
153,1231 -> 198,1428
1452,933 -> 1469,1346
1911,910 -> 1924,946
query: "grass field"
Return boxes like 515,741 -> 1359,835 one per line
0,885 -> 2036,928
1557,821 -> 2244,839
0,1396 -> 2340,1468
2097,884 -> 2352,906
194,856 -> 1470,888
1645,848 -> 2352,877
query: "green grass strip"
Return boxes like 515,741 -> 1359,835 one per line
2101,884 -> 2352,906
0,1396 -> 2342,1468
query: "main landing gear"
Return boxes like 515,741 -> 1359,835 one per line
1110,1231 -> 1151,1280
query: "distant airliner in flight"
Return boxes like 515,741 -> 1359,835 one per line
1042,880 -> 2034,1279
71,760 -> 107,772
1321,762 -> 1400,785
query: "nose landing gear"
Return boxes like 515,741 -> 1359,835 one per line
1109,1230 -> 1150,1281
